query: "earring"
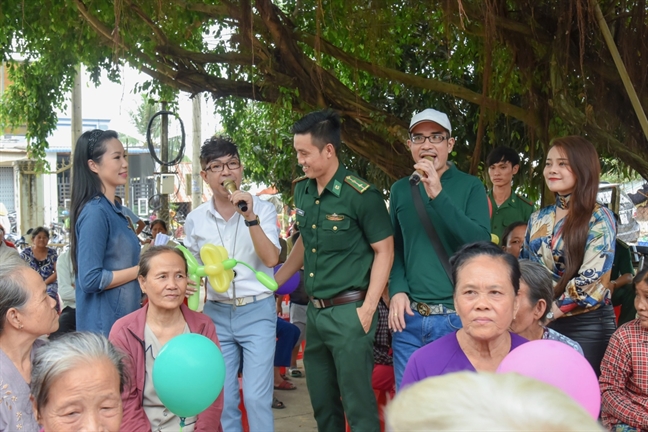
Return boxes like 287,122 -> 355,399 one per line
19,324 -> 23,329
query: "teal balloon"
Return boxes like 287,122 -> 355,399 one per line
152,334 -> 225,418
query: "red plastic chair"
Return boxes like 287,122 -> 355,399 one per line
238,377 -> 250,432
345,365 -> 395,432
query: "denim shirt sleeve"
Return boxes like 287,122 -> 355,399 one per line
76,202 -> 114,293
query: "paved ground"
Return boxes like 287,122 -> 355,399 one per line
273,363 -> 318,431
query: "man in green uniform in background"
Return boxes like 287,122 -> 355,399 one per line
276,110 -> 394,432
486,146 -> 534,244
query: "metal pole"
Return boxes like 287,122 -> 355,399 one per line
591,0 -> 648,141
70,64 -> 82,184
192,95 -> 202,210
159,102 -> 170,223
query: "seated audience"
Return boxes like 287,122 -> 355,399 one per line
401,242 -> 526,387
610,238 -> 636,326
511,260 -> 584,354
141,220 -> 175,253
0,247 -> 59,432
0,223 -> 16,248
30,332 -> 126,432
373,294 -> 395,397
109,246 -> 223,431
272,316 -> 301,409
49,249 -> 76,339
501,221 -> 526,258
387,372 -> 604,431
600,267 -> 648,431
20,226 -> 59,312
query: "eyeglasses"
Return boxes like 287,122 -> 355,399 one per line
204,160 -> 241,173
410,134 -> 447,145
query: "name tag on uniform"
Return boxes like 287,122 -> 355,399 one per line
296,208 -> 305,216
326,213 -> 344,221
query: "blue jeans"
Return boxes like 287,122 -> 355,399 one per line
392,306 -> 462,389
204,296 -> 277,432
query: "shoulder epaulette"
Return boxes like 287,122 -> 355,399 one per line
517,194 -> 534,206
344,175 -> 370,193
292,175 -> 308,184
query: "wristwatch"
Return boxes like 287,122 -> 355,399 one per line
244,215 -> 260,227
546,310 -> 554,321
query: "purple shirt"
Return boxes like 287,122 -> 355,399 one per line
401,331 -> 527,388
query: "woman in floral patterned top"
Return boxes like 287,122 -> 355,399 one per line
0,248 -> 59,431
520,136 -> 617,377
20,227 -> 59,312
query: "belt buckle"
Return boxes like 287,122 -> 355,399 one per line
236,297 -> 248,306
416,302 -> 431,316
311,298 -> 324,309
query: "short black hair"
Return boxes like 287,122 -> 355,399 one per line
291,110 -> 341,152
487,146 -> 520,167
31,226 -> 50,240
449,241 -> 521,295
200,136 -> 239,169
634,266 -> 648,286
501,221 -> 527,246
150,219 -> 168,232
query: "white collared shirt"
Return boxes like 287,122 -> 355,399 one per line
184,196 -> 280,301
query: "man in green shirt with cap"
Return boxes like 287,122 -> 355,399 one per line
487,146 -> 534,244
276,110 -> 393,432
389,108 -> 492,388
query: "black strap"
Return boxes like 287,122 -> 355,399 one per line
410,182 -> 453,283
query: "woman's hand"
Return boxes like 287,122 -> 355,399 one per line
185,278 -> 198,298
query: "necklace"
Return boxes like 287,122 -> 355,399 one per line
555,193 -> 571,210
213,208 -> 240,303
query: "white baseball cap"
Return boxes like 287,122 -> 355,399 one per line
409,108 -> 452,135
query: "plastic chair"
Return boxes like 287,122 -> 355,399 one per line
238,377 -> 250,432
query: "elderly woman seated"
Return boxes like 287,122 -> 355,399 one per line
400,242 -> 527,387
0,248 -> 59,432
510,260 -> 584,354
600,267 -> 648,431
109,245 -> 224,432
30,332 -> 126,432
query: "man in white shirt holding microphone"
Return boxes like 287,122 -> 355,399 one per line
184,136 -> 280,432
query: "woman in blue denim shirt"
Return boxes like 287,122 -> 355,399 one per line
70,129 -> 141,337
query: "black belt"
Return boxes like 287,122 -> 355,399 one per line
310,290 -> 367,309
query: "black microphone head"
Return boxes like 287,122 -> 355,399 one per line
409,171 -> 423,185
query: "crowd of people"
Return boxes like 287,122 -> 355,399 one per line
0,107 -> 647,431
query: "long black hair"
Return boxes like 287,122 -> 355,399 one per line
69,129 -> 119,272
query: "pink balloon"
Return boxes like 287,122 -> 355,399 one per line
497,339 -> 600,418
273,265 -> 301,295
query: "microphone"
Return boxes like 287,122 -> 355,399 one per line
409,156 -> 435,185
222,180 -> 248,212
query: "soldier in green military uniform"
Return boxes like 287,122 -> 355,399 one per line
276,110 -> 393,432
486,146 -> 534,244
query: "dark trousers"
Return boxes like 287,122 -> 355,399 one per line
304,301 -> 379,432
275,318 -> 301,367
49,307 -> 76,340
548,304 -> 616,377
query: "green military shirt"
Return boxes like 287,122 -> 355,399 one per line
488,190 -> 534,244
293,164 -> 393,299
611,239 -> 636,326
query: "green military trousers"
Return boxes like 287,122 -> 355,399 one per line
304,300 -> 379,432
